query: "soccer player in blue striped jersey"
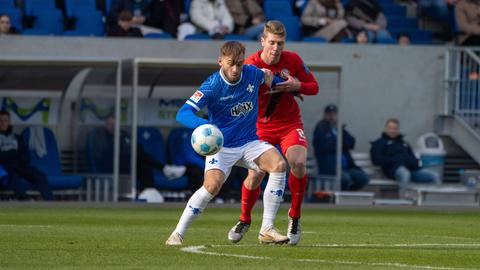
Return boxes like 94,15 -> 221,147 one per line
166,41 -> 288,246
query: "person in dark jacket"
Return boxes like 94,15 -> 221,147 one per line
370,118 -> 439,196
0,110 -> 53,200
107,10 -> 143,38
313,104 -> 369,190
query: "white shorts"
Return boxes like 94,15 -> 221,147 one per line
204,140 -> 275,180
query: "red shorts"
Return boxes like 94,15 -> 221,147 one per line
257,125 -> 308,155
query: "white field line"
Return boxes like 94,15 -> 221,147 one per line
303,231 -> 479,241
180,244 -> 480,270
0,224 -> 53,228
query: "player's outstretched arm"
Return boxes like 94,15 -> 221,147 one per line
176,103 -> 209,129
262,68 -> 274,88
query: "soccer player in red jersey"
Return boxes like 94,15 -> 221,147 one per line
228,20 -> 319,245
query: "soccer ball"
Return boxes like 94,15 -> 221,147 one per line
191,124 -> 224,156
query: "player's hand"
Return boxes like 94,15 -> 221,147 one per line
271,73 -> 301,92
262,68 -> 274,87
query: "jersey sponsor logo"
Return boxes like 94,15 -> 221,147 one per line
246,84 -> 254,93
219,95 -> 234,101
303,63 -> 311,74
230,102 -> 253,116
190,90 -> 204,103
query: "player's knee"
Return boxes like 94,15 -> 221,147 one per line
289,159 -> 306,177
271,159 -> 286,172
203,182 -> 221,196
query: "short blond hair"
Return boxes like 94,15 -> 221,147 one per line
263,20 -> 286,37
220,41 -> 245,60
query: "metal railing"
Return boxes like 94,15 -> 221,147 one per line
445,48 -> 480,130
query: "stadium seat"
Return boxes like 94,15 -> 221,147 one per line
0,0 -> 15,10
302,36 -> 327,43
264,0 -> 294,20
0,8 -> 22,31
382,5 -> 407,17
24,0 -> 57,16
387,17 -> 417,30
137,127 -> 188,190
184,0 -> 192,14
224,34 -> 252,41
167,127 -> 205,170
390,29 -> 433,44
64,10 -> 104,36
184,33 -> 211,40
20,127 -> 83,190
144,32 -> 174,39
279,16 -> 302,41
65,0 -> 98,18
26,9 -> 64,35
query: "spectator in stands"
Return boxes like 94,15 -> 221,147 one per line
419,0 -> 455,40
0,110 -> 53,200
225,0 -> 265,40
301,0 -> 348,42
90,115 -> 186,192
0,14 -> 18,35
455,0 -> 480,46
397,32 -> 411,45
370,118 -> 440,196
313,105 -> 370,191
190,0 -> 234,39
146,0 -> 182,38
108,0 -> 165,36
107,10 -> 143,37
355,30 -> 369,43
345,0 -> 391,43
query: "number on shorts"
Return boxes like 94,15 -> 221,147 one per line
296,128 -> 306,140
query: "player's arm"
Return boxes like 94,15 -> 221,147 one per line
176,85 -> 210,128
261,68 -> 284,89
272,54 -> 319,95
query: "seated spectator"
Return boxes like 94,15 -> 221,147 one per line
107,10 -> 143,37
190,0 -> 234,39
225,0 -> 265,40
0,14 -> 19,35
455,0 -> 480,46
0,110 -> 53,200
345,0 -> 391,43
146,0 -> 182,38
89,115 -> 187,192
355,30 -> 369,43
419,0 -> 455,40
397,32 -> 411,45
370,118 -> 440,197
301,0 -> 348,42
108,0 -> 164,36
313,105 -> 370,191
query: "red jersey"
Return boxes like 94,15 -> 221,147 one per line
245,50 -> 319,133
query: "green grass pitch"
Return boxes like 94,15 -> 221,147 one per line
0,204 -> 479,269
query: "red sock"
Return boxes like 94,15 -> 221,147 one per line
239,184 -> 261,224
288,171 -> 308,219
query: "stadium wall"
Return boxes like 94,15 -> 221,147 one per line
0,36 -> 446,153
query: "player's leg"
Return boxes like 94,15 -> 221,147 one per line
280,128 -> 309,245
228,169 -> 263,243
166,151 -> 235,246
253,146 -> 289,244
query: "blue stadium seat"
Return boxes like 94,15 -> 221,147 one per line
387,17 -> 417,30
0,8 -> 22,31
382,5 -> 406,17
302,36 -> 327,43
27,9 -> 64,35
24,0 -> 57,16
144,32 -> 174,39
390,29 -> 433,44
376,36 -> 397,44
279,16 -> 302,41
167,127 -> 205,170
0,0 -> 15,10
184,33 -> 211,40
184,0 -> 192,13
21,127 -> 83,190
65,0 -> 98,18
137,127 -> 188,190
224,34 -> 252,41
64,10 -> 104,36
264,0 -> 293,20
105,0 -> 113,14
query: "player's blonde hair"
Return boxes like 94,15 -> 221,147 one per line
220,41 -> 245,60
263,20 -> 286,38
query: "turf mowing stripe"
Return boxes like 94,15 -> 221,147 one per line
180,245 -> 478,270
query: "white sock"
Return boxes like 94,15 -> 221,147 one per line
261,172 -> 286,231
173,186 -> 214,237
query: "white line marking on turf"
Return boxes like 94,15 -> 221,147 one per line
0,224 -> 53,228
180,244 -> 479,270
